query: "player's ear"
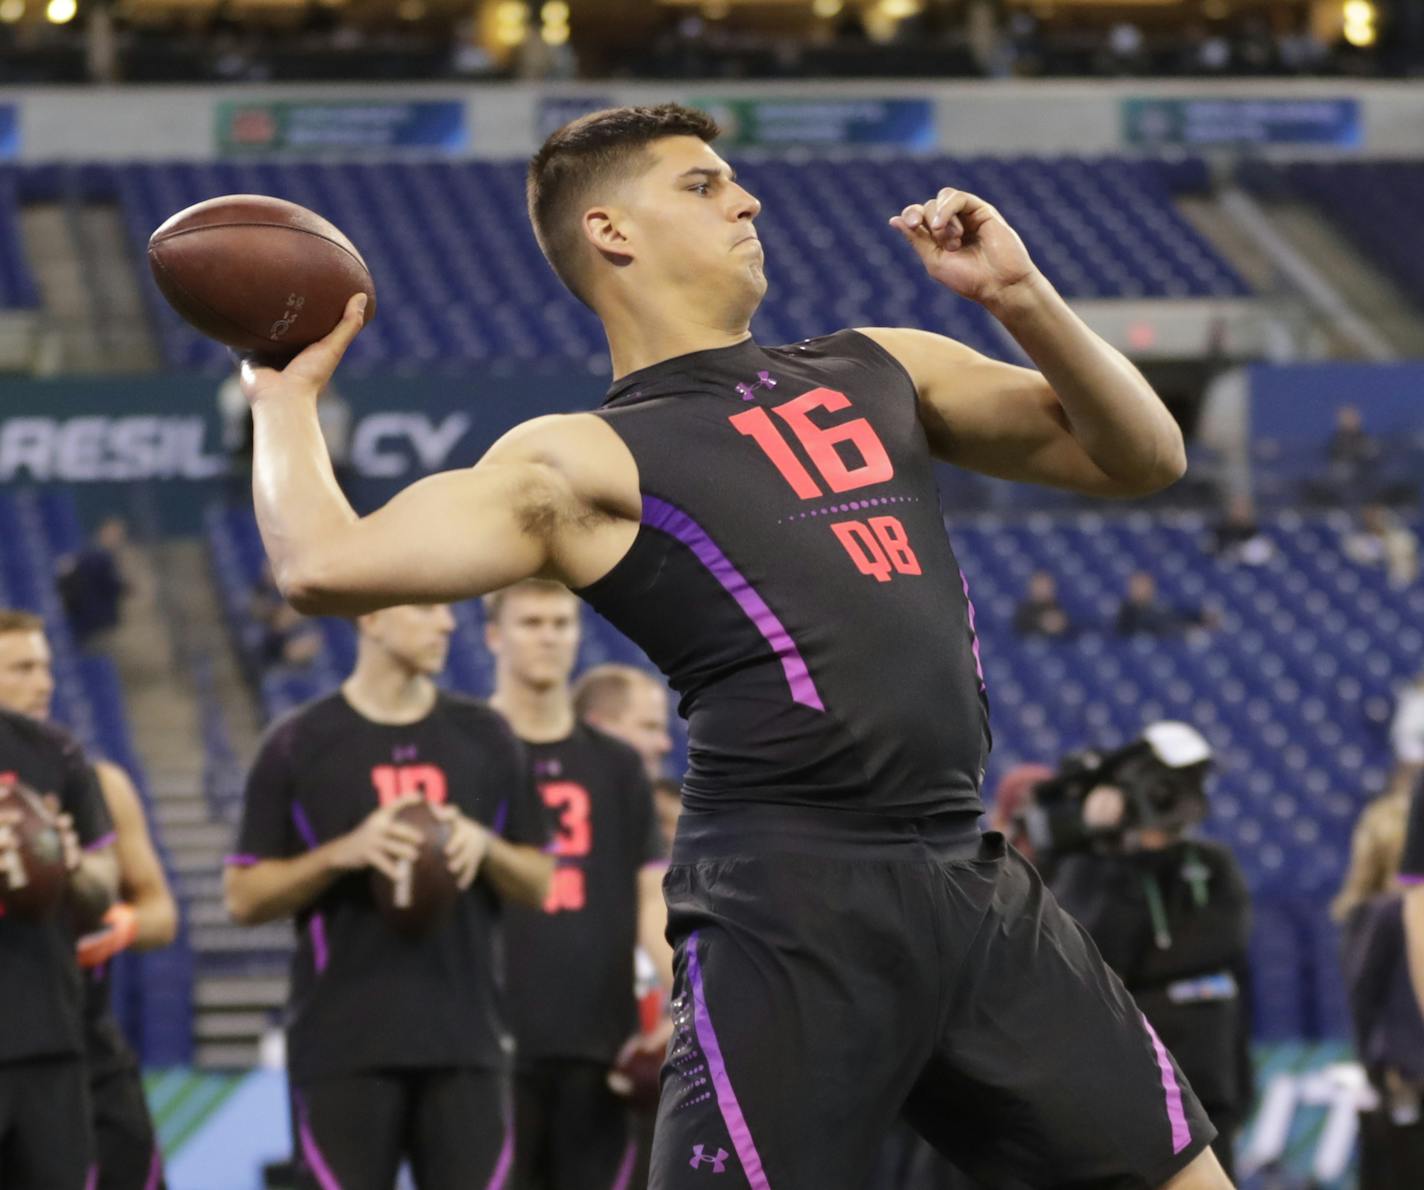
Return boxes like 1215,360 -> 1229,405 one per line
583,207 -> 633,266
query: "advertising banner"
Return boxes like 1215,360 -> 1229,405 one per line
1123,97 -> 1361,148
216,100 -> 467,155
692,97 -> 935,149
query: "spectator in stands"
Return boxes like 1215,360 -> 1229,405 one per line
1310,403 -> 1382,505
1211,495 -> 1274,566
1013,572 -> 1072,638
55,516 -> 128,646
1344,504 -> 1419,589
572,664 -> 674,784
249,561 -> 321,670
1115,572 -> 1218,636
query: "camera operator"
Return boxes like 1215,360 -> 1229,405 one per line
1022,722 -> 1253,1183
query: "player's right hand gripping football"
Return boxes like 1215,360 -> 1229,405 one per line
334,795 -> 425,882
238,292 -> 368,408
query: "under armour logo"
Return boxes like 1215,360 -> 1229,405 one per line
393,745 -> 419,763
734,371 -> 777,401
690,1145 -> 729,1173
534,759 -> 562,777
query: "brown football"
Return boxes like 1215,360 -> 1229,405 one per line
0,779 -> 69,921
369,801 -> 459,936
147,194 -> 376,361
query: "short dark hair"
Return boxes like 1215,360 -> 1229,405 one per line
527,103 -> 721,308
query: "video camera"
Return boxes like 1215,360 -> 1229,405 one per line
1019,721 -> 1214,856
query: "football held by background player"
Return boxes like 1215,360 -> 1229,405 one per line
239,103 -> 1230,1189
224,603 -> 551,1190
0,608 -> 178,1190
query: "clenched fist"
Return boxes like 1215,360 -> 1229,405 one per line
889,187 -> 1039,308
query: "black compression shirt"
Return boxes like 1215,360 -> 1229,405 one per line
0,707 -> 113,1064
231,690 -> 548,1080
577,330 -> 989,819
502,724 -> 665,1065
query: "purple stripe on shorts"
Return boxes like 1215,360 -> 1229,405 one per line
643,496 -> 823,712
85,831 -> 116,853
224,853 -> 261,867
144,1144 -> 163,1190
294,1092 -> 343,1190
960,574 -> 986,694
610,1138 -> 638,1190
1399,874 -> 1424,886
84,1164 -> 97,1190
688,931 -> 771,1189
290,802 -> 319,849
485,1113 -> 514,1190
309,913 -> 329,974
1142,1014 -> 1191,1155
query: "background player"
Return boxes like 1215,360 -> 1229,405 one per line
239,104 -> 1227,1188
0,700 -> 118,1187
223,603 -> 552,1190
486,579 -> 673,1190
0,608 -> 178,1190
573,663 -> 676,784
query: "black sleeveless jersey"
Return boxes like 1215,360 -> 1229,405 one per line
576,330 -> 989,819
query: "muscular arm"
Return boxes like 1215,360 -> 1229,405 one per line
872,186 -> 1185,498
243,300 -> 639,616
479,834 -> 553,909
224,843 -> 348,926
860,315 -> 1184,499
96,761 -> 177,949
637,864 -> 674,992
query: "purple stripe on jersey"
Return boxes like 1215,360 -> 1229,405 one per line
1400,874 -> 1424,886
493,799 -> 509,837
484,1114 -> 514,1190
960,574 -> 986,694
144,1144 -> 163,1190
643,496 -> 823,713
610,1138 -> 638,1190
309,913 -> 329,974
295,1092 -> 343,1190
1142,1013 -> 1191,1154
85,831 -> 116,853
224,853 -> 261,867
688,931 -> 771,1189
84,1164 -> 97,1190
291,802 -> 319,849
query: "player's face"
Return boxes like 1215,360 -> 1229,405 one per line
487,591 -> 581,690
618,137 -> 766,312
605,681 -> 673,781
0,630 -> 55,720
368,604 -> 454,676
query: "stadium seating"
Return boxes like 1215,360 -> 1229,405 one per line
1237,158 -> 1424,311
208,500 -> 1421,1038
0,169 -> 39,309
1,156 -> 1246,371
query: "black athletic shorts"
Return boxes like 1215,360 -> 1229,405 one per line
0,1054 -> 95,1188
91,1064 -> 164,1190
291,1067 -> 510,1190
515,1058 -> 638,1190
649,809 -> 1216,1190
